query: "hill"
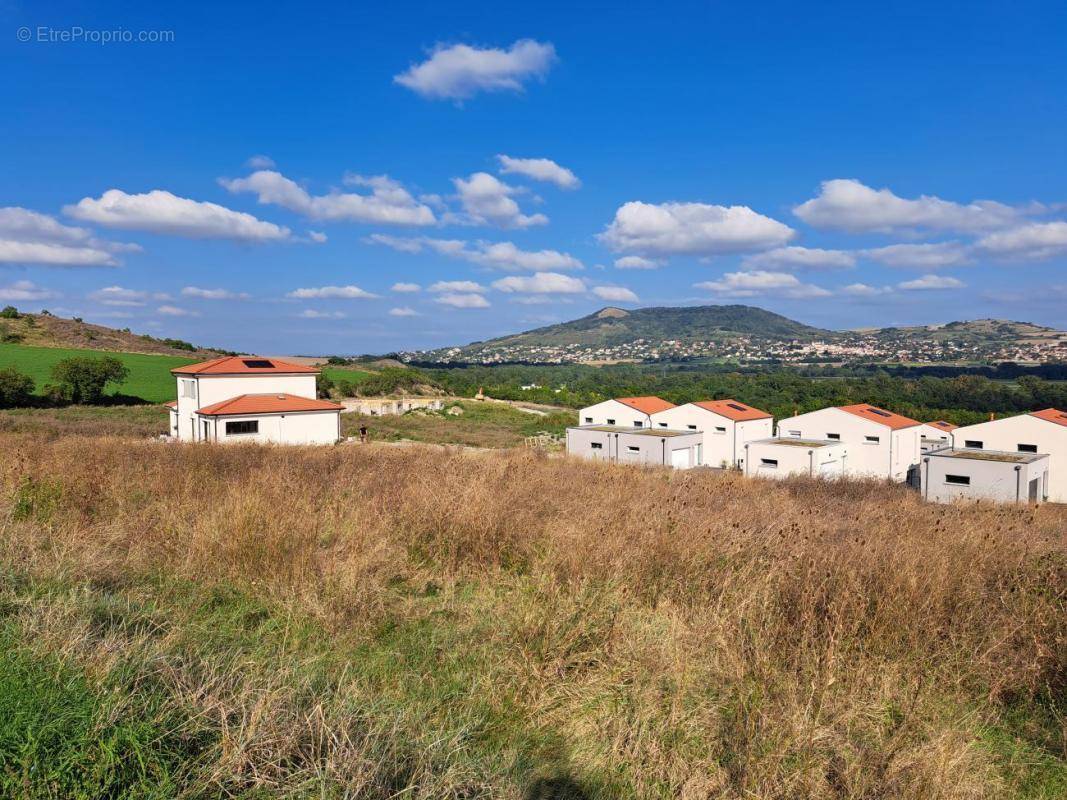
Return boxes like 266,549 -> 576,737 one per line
411,304 -> 1067,365
0,309 -> 221,357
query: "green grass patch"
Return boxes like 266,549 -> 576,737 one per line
0,343 -> 197,403
320,366 -> 375,386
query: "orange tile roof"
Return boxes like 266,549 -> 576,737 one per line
838,404 -> 920,430
616,396 -> 676,415
691,399 -> 772,422
196,393 -> 343,416
1030,408 -> 1067,427
926,420 -> 957,431
172,356 -> 319,375
163,400 -> 177,408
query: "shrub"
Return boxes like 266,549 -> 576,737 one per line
49,356 -> 129,404
316,372 -> 334,399
0,367 -> 34,408
0,305 -> 18,319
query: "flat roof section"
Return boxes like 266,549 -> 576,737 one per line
926,447 -> 1047,464
571,425 -> 699,438
750,437 -> 842,448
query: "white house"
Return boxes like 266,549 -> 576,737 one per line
743,437 -> 848,480
774,404 -> 921,481
566,425 -> 703,469
918,420 -> 957,452
577,396 -> 676,428
921,448 -> 1050,505
951,408 -> 1067,502
651,399 -> 773,468
169,356 -> 343,445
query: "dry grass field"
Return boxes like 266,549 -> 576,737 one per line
0,433 -> 1064,798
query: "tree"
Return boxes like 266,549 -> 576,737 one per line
0,305 -> 18,319
49,356 -> 129,404
0,367 -> 34,408
316,371 -> 334,399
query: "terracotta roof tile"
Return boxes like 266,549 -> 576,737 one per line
838,404 -> 920,430
1030,408 -> 1067,427
691,399 -> 772,422
196,393 -> 343,416
616,396 -> 676,415
172,356 -> 319,375
163,400 -> 177,408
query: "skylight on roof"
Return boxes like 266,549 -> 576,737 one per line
242,359 -> 275,368
867,408 -> 891,417
726,403 -> 747,411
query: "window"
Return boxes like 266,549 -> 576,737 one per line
726,402 -> 747,412
1018,444 -> 1038,453
760,458 -> 778,468
864,435 -> 880,444
606,418 -> 616,425
627,446 -> 640,453
583,417 -> 593,424
633,421 -> 643,428
714,426 -> 726,434
181,379 -> 195,399
687,424 -> 697,430
788,430 -> 801,438
964,440 -> 983,449
658,422 -> 668,428
945,474 -> 970,485
226,420 -> 259,435
827,433 -> 840,440
866,407 -> 891,417
590,442 -> 603,450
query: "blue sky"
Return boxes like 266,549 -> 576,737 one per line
2,0 -> 1066,354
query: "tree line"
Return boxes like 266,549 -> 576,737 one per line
0,357 -> 129,409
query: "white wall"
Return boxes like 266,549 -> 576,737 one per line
173,373 -> 318,441
577,399 -> 654,428
743,440 -> 848,480
918,424 -> 953,453
565,427 -> 700,468
202,411 -> 340,445
922,453 -> 1049,504
952,415 -> 1067,502
651,404 -> 773,468
775,408 -> 919,480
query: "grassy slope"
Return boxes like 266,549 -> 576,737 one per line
1,435 -> 1064,798
0,311 -> 219,356
342,399 -> 573,448
0,343 -> 197,403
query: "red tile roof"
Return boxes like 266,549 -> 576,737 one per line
1030,408 -> 1067,427
196,393 -> 343,416
691,399 -> 772,422
838,404 -> 920,430
163,400 -> 177,408
926,420 -> 957,431
616,396 -> 676,415
172,356 -> 319,375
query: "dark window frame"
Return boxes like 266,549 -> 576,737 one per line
225,419 -> 259,435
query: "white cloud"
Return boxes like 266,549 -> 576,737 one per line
613,255 -> 662,270
66,189 -> 290,241
308,231 -> 328,243
366,234 -> 582,271
897,274 -> 966,291
247,155 -> 276,169
841,283 -> 894,297
492,272 -> 586,294
453,172 -> 548,228
429,280 -> 487,293
435,292 -> 490,308
389,306 -> 420,317
0,207 -> 135,266
89,286 -> 157,306
220,171 -> 436,226
742,246 -> 856,271
793,178 -> 1030,234
391,282 -> 421,293
299,309 -> 346,319
0,280 -> 57,302
181,286 -> 250,300
496,155 -> 580,189
862,241 -> 971,269
157,305 -> 199,316
694,270 -> 831,299
975,222 -> 1067,260
599,201 -> 795,257
592,285 -> 639,302
286,285 -> 379,299
394,39 -> 556,101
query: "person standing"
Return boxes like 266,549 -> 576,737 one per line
359,423 -> 368,443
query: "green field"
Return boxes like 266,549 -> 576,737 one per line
321,366 -> 375,386
0,343 -> 197,403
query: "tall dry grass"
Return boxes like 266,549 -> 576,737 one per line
1,432 -> 1064,798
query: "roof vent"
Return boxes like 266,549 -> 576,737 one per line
277,394 -> 285,399
242,359 -> 275,368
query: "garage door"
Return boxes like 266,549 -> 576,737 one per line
818,459 -> 842,478
670,448 -> 691,469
